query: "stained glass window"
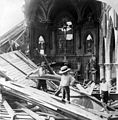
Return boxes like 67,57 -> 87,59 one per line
57,17 -> 74,55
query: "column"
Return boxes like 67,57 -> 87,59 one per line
104,63 -> 111,83
50,31 -> 55,55
115,64 -> 118,93
114,29 -> 118,92
28,22 -> 35,58
104,35 -> 111,83
75,30 -> 80,54
99,63 -> 104,80
99,27 -> 104,81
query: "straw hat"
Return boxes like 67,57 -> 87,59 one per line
59,66 -> 71,74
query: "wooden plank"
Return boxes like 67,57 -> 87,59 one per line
15,102 -> 45,120
14,52 -> 37,70
3,99 -> 16,120
15,50 -> 37,68
0,80 -> 109,120
0,56 -> 27,75
1,97 -> 34,120
0,52 -> 37,87
0,57 -> 26,80
1,51 -> 36,74
0,114 -> 11,118
0,51 -> 113,119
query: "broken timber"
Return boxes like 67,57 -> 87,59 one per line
0,96 -> 57,120
0,51 -> 117,120
0,50 -> 37,87
0,80 -> 112,120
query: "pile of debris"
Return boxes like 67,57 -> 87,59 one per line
0,51 -> 118,120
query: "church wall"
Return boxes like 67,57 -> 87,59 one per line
25,0 -> 101,82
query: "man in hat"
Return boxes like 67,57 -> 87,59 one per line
100,78 -> 110,104
56,66 -> 76,103
26,61 -> 47,91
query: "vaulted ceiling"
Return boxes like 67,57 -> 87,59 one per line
24,0 -> 101,24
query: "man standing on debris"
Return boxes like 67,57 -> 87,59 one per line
26,62 -> 47,92
100,78 -> 110,104
57,66 -> 75,104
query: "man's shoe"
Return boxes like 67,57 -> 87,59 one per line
61,99 -> 66,103
66,101 -> 70,104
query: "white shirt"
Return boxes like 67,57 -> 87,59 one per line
39,67 -> 46,76
60,74 -> 75,87
28,67 -> 46,77
100,82 -> 109,94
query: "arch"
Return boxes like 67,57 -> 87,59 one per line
48,0 -> 78,24
81,1 -> 98,23
84,31 -> 94,54
50,7 -> 77,56
54,11 -> 74,26
96,0 -> 118,13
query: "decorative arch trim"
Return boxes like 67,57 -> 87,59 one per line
84,31 -> 94,54
81,2 -> 98,23
48,0 -> 78,24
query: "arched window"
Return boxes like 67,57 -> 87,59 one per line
57,17 -> 74,55
85,33 -> 94,54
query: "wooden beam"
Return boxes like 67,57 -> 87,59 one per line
3,99 -> 16,120
15,101 -> 45,120
0,56 -> 27,75
0,80 -> 109,120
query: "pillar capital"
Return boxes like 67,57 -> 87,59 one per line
104,63 -> 112,68
114,63 -> 118,67
98,63 -> 104,67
